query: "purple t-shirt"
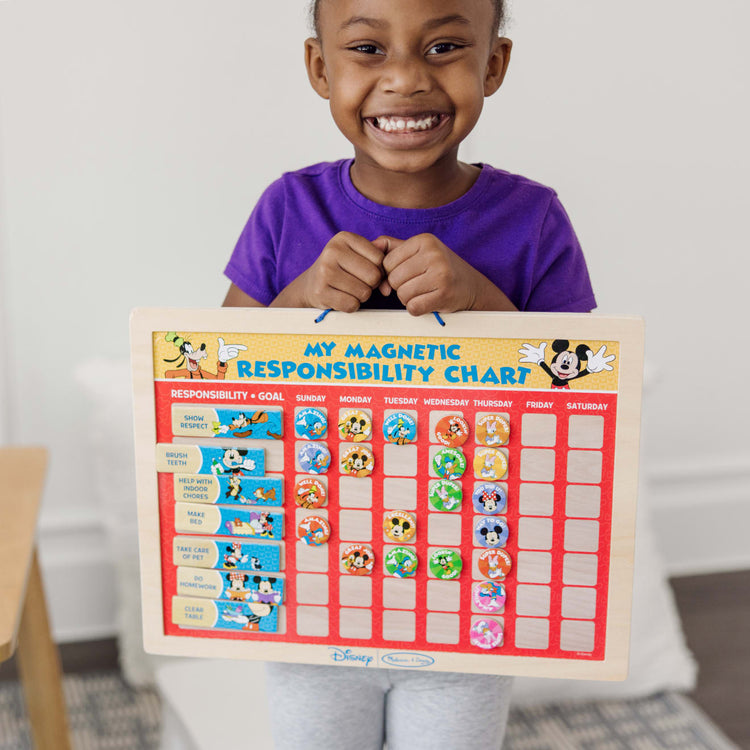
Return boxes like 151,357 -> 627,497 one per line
225,159 -> 596,313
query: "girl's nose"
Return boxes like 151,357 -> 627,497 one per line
380,55 -> 432,96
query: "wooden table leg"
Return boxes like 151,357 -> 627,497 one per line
15,548 -> 72,750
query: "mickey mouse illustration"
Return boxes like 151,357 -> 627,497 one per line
518,339 -> 615,388
339,415 -> 369,441
212,448 -> 256,475
479,524 -> 505,548
343,549 -> 372,574
385,515 -> 412,541
249,576 -> 282,605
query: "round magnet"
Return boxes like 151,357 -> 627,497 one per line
298,442 -> 331,474
294,407 -> 327,439
475,414 -> 510,447
432,447 -> 466,480
473,448 -> 508,480
474,517 -> 509,548
293,477 -> 327,509
384,546 -> 418,578
383,510 -> 416,543
434,415 -> 470,447
341,544 -> 374,575
297,515 -> 331,546
340,444 -> 375,477
428,479 -> 462,512
472,483 -> 507,515
428,548 -> 462,580
472,581 -> 506,613
470,618 -> 504,650
477,548 -> 512,580
338,410 -> 372,442
383,412 -> 417,445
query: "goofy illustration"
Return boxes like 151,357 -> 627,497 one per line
163,332 -> 246,379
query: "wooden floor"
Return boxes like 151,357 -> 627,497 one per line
1,570 -> 748,748
670,570 -> 750,750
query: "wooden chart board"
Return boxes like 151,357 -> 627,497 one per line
131,308 -> 644,680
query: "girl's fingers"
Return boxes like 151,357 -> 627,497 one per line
372,235 -> 404,255
338,232 -> 386,266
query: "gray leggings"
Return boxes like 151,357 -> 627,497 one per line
265,662 -> 513,750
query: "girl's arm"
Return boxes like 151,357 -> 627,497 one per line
224,232 -> 386,312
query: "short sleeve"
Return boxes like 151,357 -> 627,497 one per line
526,196 -> 597,313
223,179 -> 286,306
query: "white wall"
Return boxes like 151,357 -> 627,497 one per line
0,0 -> 747,640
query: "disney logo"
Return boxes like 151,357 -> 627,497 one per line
381,652 -> 435,668
328,647 -> 373,667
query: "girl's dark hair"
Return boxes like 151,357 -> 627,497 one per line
310,0 -> 506,38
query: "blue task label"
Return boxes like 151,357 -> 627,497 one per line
177,568 -> 284,604
174,473 -> 283,506
174,504 -> 283,540
172,537 -> 282,571
156,444 -> 265,476
172,597 -> 280,633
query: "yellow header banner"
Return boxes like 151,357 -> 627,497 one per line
153,331 -> 620,391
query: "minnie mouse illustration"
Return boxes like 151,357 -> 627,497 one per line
518,339 -> 615,388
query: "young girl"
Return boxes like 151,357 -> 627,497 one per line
224,1 -> 596,747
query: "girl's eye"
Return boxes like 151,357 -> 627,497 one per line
427,42 -> 462,55
350,44 -> 383,55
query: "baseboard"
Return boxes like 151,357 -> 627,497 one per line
646,457 -> 750,576
37,507 -> 119,642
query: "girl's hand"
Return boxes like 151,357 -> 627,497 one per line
375,234 -> 517,315
273,232 -> 386,312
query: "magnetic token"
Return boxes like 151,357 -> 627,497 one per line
434,415 -> 470,447
428,479 -> 462,512
432,447 -> 466,480
340,444 -> 375,477
472,581 -> 506,613
293,477 -> 327,509
473,447 -> 508,480
383,412 -> 417,445
477,548 -> 512,580
475,414 -> 510,447
470,618 -> 504,650
297,515 -> 331,546
338,409 -> 372,442
384,546 -> 418,578
294,408 -> 327,439
298,442 -> 331,474
383,510 -> 416,543
472,483 -> 507,515
429,548 -> 462,580
341,544 -> 374,575
474,516 -> 509,548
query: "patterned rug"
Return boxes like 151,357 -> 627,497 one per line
0,672 -> 739,750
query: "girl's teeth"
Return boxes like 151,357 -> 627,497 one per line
374,115 -> 440,132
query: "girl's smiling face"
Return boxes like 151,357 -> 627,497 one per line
306,0 -> 511,178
